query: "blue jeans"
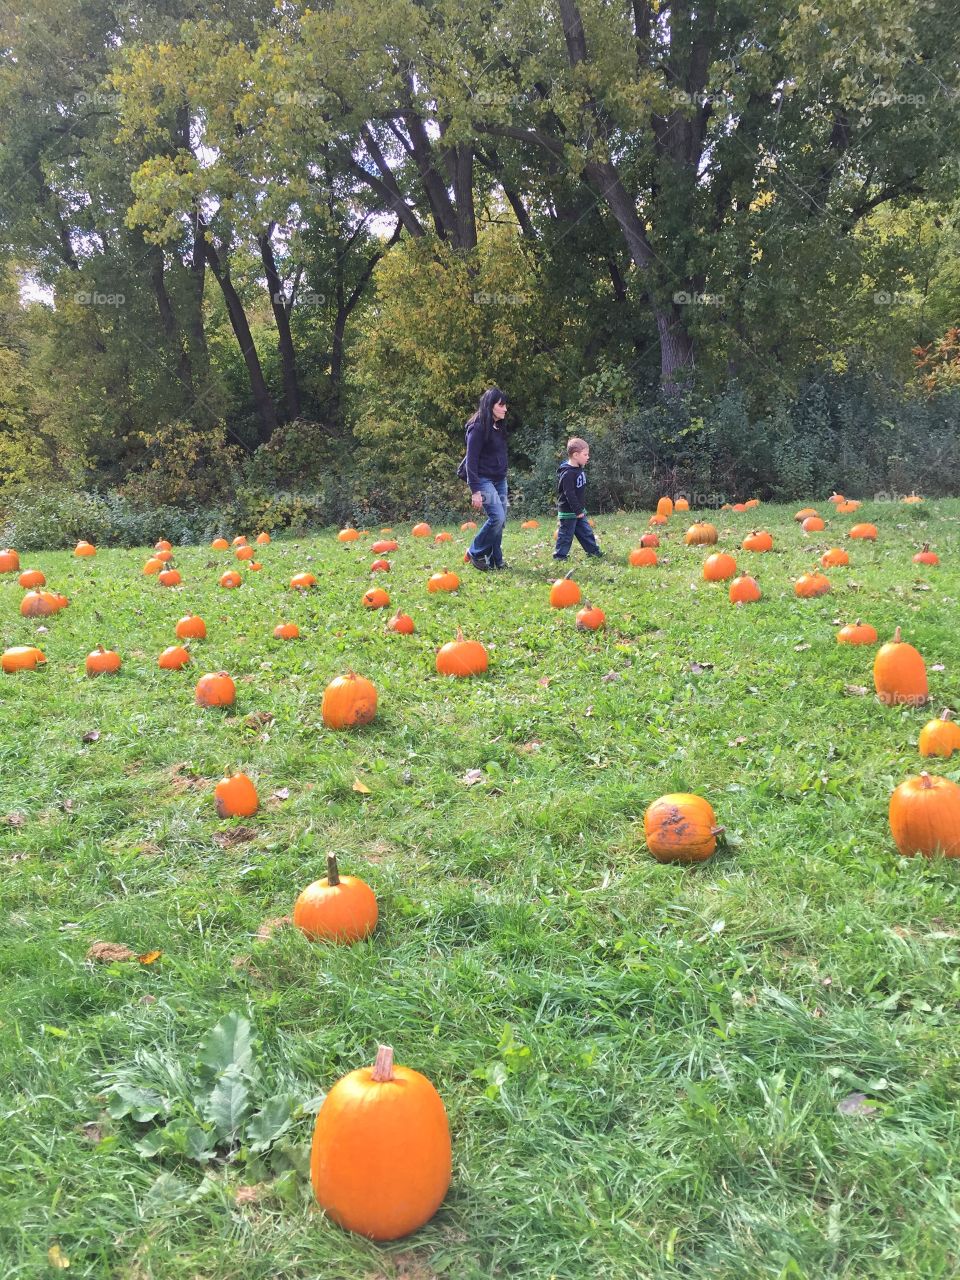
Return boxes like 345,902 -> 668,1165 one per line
469,477 -> 508,566
554,514 -> 601,559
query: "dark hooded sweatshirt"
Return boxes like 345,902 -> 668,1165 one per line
557,459 -> 587,517
462,418 -> 508,492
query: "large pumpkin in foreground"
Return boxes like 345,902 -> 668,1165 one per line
294,853 -> 378,943
310,1044 -> 451,1241
644,793 -> 723,863
889,773 -> 960,858
322,673 -> 378,728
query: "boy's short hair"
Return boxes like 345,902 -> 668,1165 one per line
566,437 -> 589,457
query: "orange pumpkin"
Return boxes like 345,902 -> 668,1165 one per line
294,853 -> 379,944
235,545 -> 255,561
837,500 -> 860,514
674,497 -> 690,512
795,570 -> 830,598
901,493 -> 923,504
211,537 -> 230,550
322,673 -> 378,728
849,523 -> 877,541
21,589 -> 63,617
290,572 -> 317,590
74,540 -> 96,557
256,531 -> 271,545
827,492 -> 845,505
362,587 -> 391,609
86,645 -> 121,677
176,615 -> 206,640
703,552 -> 736,582
436,630 -> 488,677
232,536 -> 248,547
214,771 -> 259,818
158,568 -> 182,587
874,626 -> 927,706
628,547 -> 657,567
310,1042 -> 451,1241
644,793 -> 723,863
521,519 -> 539,530
143,558 -> 163,576
549,571 -> 581,608
386,608 -> 415,635
219,570 -> 242,589
919,710 -> 960,759
742,530 -> 773,552
370,558 -> 391,573
639,532 -> 660,549
158,645 -> 191,670
576,602 -> 605,630
913,544 -> 939,566
434,531 -> 452,543
743,498 -> 760,509
794,508 -> 818,522
0,548 -> 20,573
656,496 -> 674,518
372,540 -> 398,553
195,672 -> 236,709
732,503 -> 748,513
248,561 -> 263,572
2,645 -> 46,673
427,570 -> 459,593
153,549 -> 173,564
801,515 -> 825,533
460,521 -> 477,531
684,522 -> 718,545
648,513 -> 667,527
274,622 -> 300,640
411,522 -> 432,537
889,772 -> 960,857
18,569 -> 45,589
155,539 -> 172,549
836,619 -> 878,645
338,527 -> 360,543
821,547 -> 849,568
729,574 -> 761,604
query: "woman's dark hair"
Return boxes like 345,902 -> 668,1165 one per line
467,386 -> 507,434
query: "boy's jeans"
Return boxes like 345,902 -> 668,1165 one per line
468,477 -> 508,566
554,513 -> 601,559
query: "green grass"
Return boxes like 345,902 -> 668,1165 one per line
1,501 -> 959,1280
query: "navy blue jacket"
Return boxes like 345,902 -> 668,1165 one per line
557,460 -> 587,516
463,418 -> 508,491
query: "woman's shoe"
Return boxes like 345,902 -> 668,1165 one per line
466,550 -> 489,571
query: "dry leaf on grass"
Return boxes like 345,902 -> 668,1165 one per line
352,779 -> 371,794
837,1092 -> 878,1118
4,812 -> 25,827
213,827 -> 257,848
47,1245 -> 70,1270
271,787 -> 290,802
844,684 -> 869,697
255,915 -> 292,941
81,729 -> 100,743
462,769 -> 484,786
138,950 -> 162,965
86,942 -> 136,963
234,1184 -> 267,1205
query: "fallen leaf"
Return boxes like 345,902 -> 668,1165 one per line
844,684 -> 869,696
517,741 -> 542,754
234,1184 -> 266,1206
912,582 -> 931,592
930,663 -> 945,672
688,660 -> 714,673
537,676 -> 552,687
837,1092 -> 878,1118
138,950 -> 162,965
794,643 -> 811,652
61,798 -> 75,813
271,787 -> 290,801
81,729 -> 100,743
352,779 -> 371,794
727,736 -> 748,747
462,769 -> 484,786
213,827 -> 257,848
4,812 -> 25,827
85,942 -> 136,963
79,1121 -> 106,1143
600,671 -> 621,683
244,711 -> 274,729
255,915 -> 291,941
47,1245 -> 70,1270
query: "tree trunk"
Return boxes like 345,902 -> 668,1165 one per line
258,228 -> 302,421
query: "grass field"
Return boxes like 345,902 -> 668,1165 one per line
1,500 -> 959,1280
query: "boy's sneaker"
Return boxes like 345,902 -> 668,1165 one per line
465,550 -> 489,571
490,561 -> 508,570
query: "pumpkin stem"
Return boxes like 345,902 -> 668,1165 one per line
940,708 -> 955,721
711,825 -> 726,836
564,569 -> 576,580
922,543 -> 930,552
371,1043 -> 395,1082
455,628 -> 465,641
919,772 -> 932,789
326,853 -> 341,886
893,626 -> 902,643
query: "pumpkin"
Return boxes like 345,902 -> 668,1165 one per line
74,541 -> 96,557
232,536 -> 248,547
837,500 -> 861,514
639,532 -> 660,549
732,503 -> 748,513
742,530 -> 773,553
370,558 -> 391,573
294,853 -> 379,944
828,492 -> 845,504
703,552 -> 737,582
801,515 -> 825,533
195,672 -> 236,708
794,508 -> 818,522
919,709 -> 960,759
256,531 -> 271,545
322,672 -> 378,728
888,772 -> 960,857
143,558 -> 163,576
153,549 -> 173,564
913,544 -> 939,566
427,570 -> 459,593
176,615 -> 206,640
434,531 -> 452,543
0,548 -> 21,573
460,521 -> 477,531
248,561 -> 263,572
18,569 -> 45,588
411,523 -> 432,537
235,545 -> 255,561
158,645 -> 191,670
20,589 -> 64,618
576,603 -> 606,630
656,496 -> 674,518
674,497 -> 690,511
849,523 -> 877,541
744,498 -> 760,509
211,537 -> 230,550
387,608 -> 415,635
874,626 -> 928,706
219,570 -> 242,589
729,574 -> 761,604
644,793 -> 723,863
836,619 -> 877,645
436,630 -> 488,677
380,527 -> 393,534
214,771 -> 259,818
795,570 -> 831,597
684,522 -> 718,545
372,540 -> 398,553
338,528 -> 360,542
628,547 -> 657,567
820,547 -> 849,567
86,644 -> 121,677
648,513 -> 667,527
362,587 -> 391,609
901,492 -> 923,504
274,622 -> 300,640
2,645 -> 45,673
521,519 -> 539,530
549,570 -> 581,609
310,1042 -> 451,1241
158,568 -> 182,587
290,572 -> 317,590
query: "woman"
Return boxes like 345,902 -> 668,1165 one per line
460,386 -> 509,571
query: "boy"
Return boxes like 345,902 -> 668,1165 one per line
554,437 -> 602,560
